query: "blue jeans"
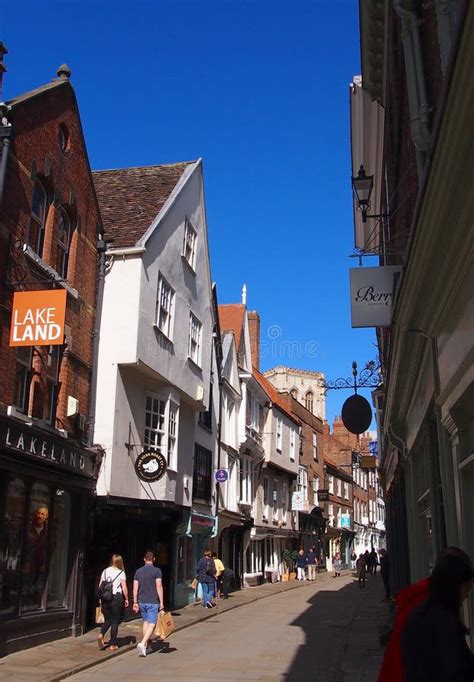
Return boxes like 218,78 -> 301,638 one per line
200,582 -> 213,605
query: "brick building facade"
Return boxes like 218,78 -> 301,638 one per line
0,64 -> 102,654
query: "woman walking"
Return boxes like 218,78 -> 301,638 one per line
357,553 -> 366,588
333,552 -> 342,578
98,554 -> 129,651
196,549 -> 216,608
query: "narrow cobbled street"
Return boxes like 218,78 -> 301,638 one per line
69,574 -> 386,682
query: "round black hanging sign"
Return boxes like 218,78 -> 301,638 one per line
341,394 -> 373,435
135,450 -> 167,482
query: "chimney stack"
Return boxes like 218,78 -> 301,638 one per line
248,310 -> 260,370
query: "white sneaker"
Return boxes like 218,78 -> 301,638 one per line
137,642 -> 147,657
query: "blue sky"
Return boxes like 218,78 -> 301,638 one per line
2,0 -> 377,426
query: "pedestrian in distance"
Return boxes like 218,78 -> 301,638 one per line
350,550 -> 357,571
132,550 -> 164,657
369,547 -> 378,575
196,548 -> 216,608
97,554 -> 129,652
296,549 -> 308,580
211,551 -> 225,599
400,549 -> 474,682
221,566 -> 234,599
306,548 -> 317,581
379,548 -> 390,601
333,552 -> 342,578
357,553 -> 366,588
364,549 -> 370,572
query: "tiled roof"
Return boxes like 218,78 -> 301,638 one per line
93,161 -> 196,248
218,304 -> 246,350
7,78 -> 69,108
253,368 -> 299,425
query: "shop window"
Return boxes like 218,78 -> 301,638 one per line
29,181 -> 47,256
0,478 -> 25,615
21,483 -> 50,612
193,444 -> 212,501
47,489 -> 71,608
12,346 -> 33,413
177,535 -> 193,585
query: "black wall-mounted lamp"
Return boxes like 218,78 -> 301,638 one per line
351,165 -> 374,223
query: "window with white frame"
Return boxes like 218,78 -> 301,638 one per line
227,397 -> 236,449
188,312 -> 202,366
344,481 -> 349,500
312,432 -> 318,460
263,477 -> 270,519
328,475 -> 334,494
272,480 -> 279,521
157,275 -> 175,339
312,476 -> 319,506
248,392 -> 260,433
290,427 -> 296,460
328,503 -> 334,526
276,417 -> 283,452
281,481 -> 288,523
297,466 -> 308,500
144,395 -> 166,454
183,217 -> 197,270
239,456 -> 252,505
167,402 -> 178,469
337,506 -> 342,528
336,478 -> 342,497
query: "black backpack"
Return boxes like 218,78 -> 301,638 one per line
98,570 -> 123,603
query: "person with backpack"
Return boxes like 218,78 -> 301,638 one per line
196,549 -> 216,608
97,554 -> 129,651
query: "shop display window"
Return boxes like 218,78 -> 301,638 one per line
47,490 -> 71,608
0,478 -> 25,615
22,483 -> 50,612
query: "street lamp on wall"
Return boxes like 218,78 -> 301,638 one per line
351,165 -> 374,223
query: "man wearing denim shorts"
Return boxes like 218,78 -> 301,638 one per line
132,551 -> 164,657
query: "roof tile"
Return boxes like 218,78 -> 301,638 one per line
93,161 -> 195,248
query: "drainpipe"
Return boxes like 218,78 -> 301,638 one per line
0,105 -> 12,206
393,0 -> 431,177
87,236 -> 107,446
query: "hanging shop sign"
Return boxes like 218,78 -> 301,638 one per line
215,468 -> 228,483
10,289 -> 67,347
317,489 -> 330,502
342,394 -> 372,434
134,449 -> 167,482
291,491 -> 309,512
340,513 -> 351,528
360,455 -> 377,470
349,266 -> 402,328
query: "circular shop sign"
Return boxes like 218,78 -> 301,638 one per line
341,394 -> 373,435
215,469 -> 229,483
135,450 -> 167,483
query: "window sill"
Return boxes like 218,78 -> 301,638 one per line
181,255 -> 196,275
153,324 -> 174,344
188,356 -> 202,371
24,246 -> 79,300
198,421 -> 213,434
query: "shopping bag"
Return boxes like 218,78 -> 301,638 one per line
289,572 -> 296,581
155,610 -> 175,639
95,606 -> 105,624
190,578 -> 198,591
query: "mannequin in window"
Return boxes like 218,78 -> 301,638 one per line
24,506 -> 49,597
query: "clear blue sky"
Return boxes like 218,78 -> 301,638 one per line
2,0 -> 377,426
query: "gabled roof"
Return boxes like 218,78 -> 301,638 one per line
218,304 -> 246,350
253,368 -> 300,426
7,78 -> 70,109
93,161 -> 196,248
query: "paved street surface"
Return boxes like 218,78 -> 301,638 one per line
68,574 -> 386,682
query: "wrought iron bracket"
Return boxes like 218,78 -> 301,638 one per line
319,361 -> 382,394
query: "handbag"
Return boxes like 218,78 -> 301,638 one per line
190,578 -> 198,591
95,606 -> 105,624
155,610 -> 175,639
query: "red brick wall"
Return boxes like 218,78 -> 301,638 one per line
0,80 -> 99,437
247,310 -> 260,370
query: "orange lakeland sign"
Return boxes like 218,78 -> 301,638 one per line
9,290 -> 67,347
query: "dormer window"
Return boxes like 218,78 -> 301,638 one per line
183,217 -> 197,271
29,182 -> 47,256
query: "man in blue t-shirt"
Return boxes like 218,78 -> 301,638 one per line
132,551 -> 164,657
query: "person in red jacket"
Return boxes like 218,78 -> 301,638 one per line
377,547 -> 470,682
